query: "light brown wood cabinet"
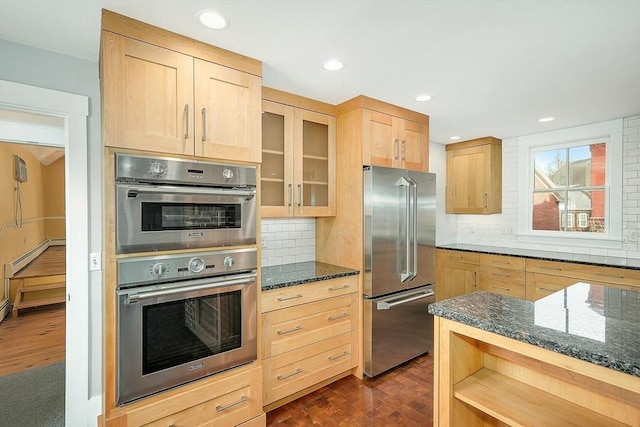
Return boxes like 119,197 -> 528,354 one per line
105,365 -> 263,427
446,137 -> 502,214
435,249 -> 479,301
101,21 -> 261,162
363,109 -> 428,171
525,258 -> 640,300
100,11 -> 265,427
337,95 -> 429,172
479,253 -> 525,298
261,275 -> 358,410
434,316 -> 638,426
261,88 -> 336,217
436,248 -> 640,302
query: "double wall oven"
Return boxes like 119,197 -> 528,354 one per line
114,154 -> 258,405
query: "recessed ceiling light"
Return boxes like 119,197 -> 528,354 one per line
539,117 -> 555,123
415,94 -> 432,102
197,10 -> 228,29
450,136 -> 461,140
323,59 -> 344,71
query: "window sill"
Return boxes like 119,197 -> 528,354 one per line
516,233 -> 623,250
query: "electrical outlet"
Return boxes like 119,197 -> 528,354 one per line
89,252 -> 101,271
629,230 -> 639,243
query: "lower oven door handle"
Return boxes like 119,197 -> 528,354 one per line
127,276 -> 256,303
127,185 -> 256,199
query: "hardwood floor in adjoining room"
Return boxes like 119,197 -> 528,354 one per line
0,305 -> 65,376
266,353 -> 434,426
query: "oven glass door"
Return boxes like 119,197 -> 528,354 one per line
117,274 -> 257,405
116,184 -> 257,253
143,290 -> 241,375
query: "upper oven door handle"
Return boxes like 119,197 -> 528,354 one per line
126,185 -> 256,199
126,273 -> 256,304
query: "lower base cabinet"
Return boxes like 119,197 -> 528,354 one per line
436,249 -> 640,301
105,365 -> 263,427
263,330 -> 357,405
261,275 -> 359,409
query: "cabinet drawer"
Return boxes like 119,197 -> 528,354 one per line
526,259 -> 640,289
479,254 -> 525,270
525,272 -> 585,301
262,293 -> 357,358
124,365 -> 262,427
480,266 -> 525,286
261,275 -> 357,312
263,331 -> 356,405
479,266 -> 525,298
436,249 -> 479,265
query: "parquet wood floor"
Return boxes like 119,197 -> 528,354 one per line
266,353 -> 434,426
0,305 -> 65,376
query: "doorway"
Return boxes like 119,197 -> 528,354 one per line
0,80 -> 93,426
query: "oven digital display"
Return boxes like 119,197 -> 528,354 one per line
140,203 -> 241,231
142,290 -> 242,375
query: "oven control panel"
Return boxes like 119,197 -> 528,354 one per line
117,248 -> 257,287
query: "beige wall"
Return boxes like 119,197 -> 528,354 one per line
0,142 -> 65,302
44,156 -> 66,239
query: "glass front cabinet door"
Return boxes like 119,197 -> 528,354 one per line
261,100 -> 336,217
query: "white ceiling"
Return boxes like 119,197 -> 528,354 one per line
1,0 -> 639,144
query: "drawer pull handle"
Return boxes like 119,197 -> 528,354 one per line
328,351 -> 349,361
277,368 -> 303,380
277,294 -> 303,302
492,285 -> 510,291
491,260 -> 511,265
216,395 -> 248,412
540,266 -> 562,271
328,313 -> 349,321
491,272 -> 510,278
595,272 -> 624,279
328,284 -> 349,291
277,325 -> 302,335
539,287 -> 557,292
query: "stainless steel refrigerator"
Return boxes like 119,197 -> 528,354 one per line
363,165 -> 436,377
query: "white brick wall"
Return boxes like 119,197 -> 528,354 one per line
623,115 -> 640,256
261,218 -> 316,266
452,115 -> 640,259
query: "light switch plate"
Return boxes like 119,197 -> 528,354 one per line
90,252 -> 101,271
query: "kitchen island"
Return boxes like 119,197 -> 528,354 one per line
428,283 -> 640,426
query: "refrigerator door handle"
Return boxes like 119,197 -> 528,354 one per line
408,177 -> 418,281
376,289 -> 435,310
400,176 -> 412,282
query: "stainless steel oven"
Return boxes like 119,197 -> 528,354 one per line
116,248 -> 257,405
115,153 -> 257,254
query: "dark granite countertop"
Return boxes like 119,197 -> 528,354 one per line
437,243 -> 640,270
428,284 -> 640,377
261,261 -> 359,291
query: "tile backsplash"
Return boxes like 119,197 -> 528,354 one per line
261,218 -> 315,266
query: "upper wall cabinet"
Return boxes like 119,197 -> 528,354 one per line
446,137 -> 502,214
337,96 -> 429,172
261,88 -> 336,217
101,11 -> 261,163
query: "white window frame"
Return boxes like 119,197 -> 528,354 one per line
517,119 -> 623,249
578,212 -> 588,228
566,212 -> 574,229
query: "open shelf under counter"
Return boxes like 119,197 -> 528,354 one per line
429,283 -> 640,426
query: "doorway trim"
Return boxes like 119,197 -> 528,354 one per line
0,79 -> 93,426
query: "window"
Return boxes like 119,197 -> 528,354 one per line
578,212 -> 588,228
517,119 -> 623,248
532,142 -> 605,233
